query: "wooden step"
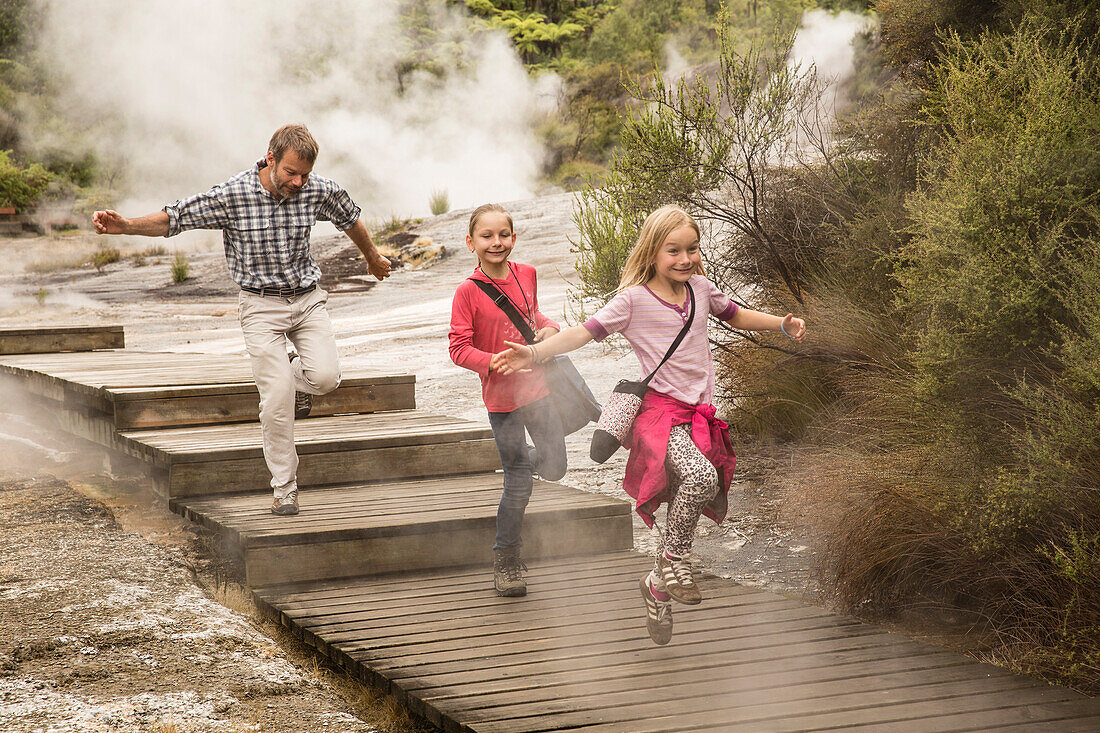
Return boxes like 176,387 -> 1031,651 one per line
0,350 -> 415,428
172,475 -> 633,586
249,553 -> 1100,733
120,411 -> 501,497
0,325 -> 124,354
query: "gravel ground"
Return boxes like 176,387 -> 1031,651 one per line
0,192 -> 818,731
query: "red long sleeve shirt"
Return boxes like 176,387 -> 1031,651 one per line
448,263 -> 560,413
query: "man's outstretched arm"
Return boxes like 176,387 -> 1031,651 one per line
343,219 -> 391,281
92,210 -> 170,237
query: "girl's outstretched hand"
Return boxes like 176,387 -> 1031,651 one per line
782,314 -> 806,343
490,341 -> 534,376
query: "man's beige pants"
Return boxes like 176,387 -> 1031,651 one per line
238,287 -> 341,499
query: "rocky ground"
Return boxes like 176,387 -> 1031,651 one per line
0,192 -> 818,731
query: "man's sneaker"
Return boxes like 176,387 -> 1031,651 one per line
271,489 -> 299,516
640,576 -> 673,645
288,351 -> 312,419
493,548 -> 528,597
656,552 -> 702,605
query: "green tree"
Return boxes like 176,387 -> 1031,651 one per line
0,149 -> 50,211
573,20 -> 819,301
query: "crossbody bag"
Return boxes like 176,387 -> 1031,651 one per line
473,279 -> 602,435
589,282 -> 696,463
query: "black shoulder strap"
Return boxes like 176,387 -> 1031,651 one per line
642,282 -> 695,385
472,279 -> 538,345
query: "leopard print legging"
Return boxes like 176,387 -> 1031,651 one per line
657,423 -> 719,559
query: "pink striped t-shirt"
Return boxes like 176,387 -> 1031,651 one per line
582,275 -> 738,406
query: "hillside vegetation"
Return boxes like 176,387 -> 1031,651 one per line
573,0 -> 1099,692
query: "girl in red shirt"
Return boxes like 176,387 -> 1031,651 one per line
448,203 -> 566,597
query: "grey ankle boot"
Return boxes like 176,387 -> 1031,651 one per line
493,548 -> 528,597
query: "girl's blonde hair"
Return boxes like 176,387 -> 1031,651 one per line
467,203 -> 514,237
618,205 -> 703,290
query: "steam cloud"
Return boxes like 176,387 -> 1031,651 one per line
789,9 -> 874,112
32,0 -> 549,218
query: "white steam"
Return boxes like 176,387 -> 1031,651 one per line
789,9 -> 874,113
32,0 -> 549,218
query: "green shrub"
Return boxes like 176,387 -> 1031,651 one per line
0,149 -> 50,211
91,246 -> 120,271
170,251 -> 190,283
812,16 -> 1100,690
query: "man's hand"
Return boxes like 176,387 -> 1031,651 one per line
367,251 -> 392,281
92,210 -> 128,235
344,219 -> 391,281
92,210 -> 169,236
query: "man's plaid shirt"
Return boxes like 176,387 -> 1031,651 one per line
163,160 -> 361,290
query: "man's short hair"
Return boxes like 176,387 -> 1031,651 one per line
268,124 -> 319,164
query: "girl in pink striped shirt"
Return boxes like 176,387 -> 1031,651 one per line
493,205 -> 805,645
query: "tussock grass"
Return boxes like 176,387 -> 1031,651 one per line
91,246 -> 120,271
170,251 -> 190,283
428,189 -> 449,216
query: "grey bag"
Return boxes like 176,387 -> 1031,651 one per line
473,279 -> 601,435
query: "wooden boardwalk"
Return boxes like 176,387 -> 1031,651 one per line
3,328 -> 1098,732
257,553 -> 1100,732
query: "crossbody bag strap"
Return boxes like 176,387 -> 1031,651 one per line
642,282 -> 696,386
472,278 -> 538,345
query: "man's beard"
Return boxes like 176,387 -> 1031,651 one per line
271,166 -> 300,199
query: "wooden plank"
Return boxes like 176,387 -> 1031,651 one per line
174,475 -> 630,585
0,351 -> 413,407
0,325 -> 124,354
421,648 -> 965,709
290,582 -> 770,633
321,601 -> 835,651
463,670 -> 1033,729
963,716 -> 1100,732
110,381 -> 416,429
261,552 -> 646,608
0,325 -> 124,337
105,373 -> 414,400
715,687 -> 1091,733
120,411 -> 493,461
165,438 -> 502,497
340,602 -> 865,662
177,480 -> 618,532
244,512 -> 631,586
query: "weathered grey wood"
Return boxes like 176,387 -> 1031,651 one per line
0,349 -> 415,428
120,411 -> 490,461
249,555 -> 1100,733
164,438 -> 502,497
0,325 -> 124,354
110,380 -> 415,429
173,476 -> 632,586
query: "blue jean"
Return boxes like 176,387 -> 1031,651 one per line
487,396 -> 567,551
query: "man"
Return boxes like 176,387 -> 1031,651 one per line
93,124 -> 391,516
